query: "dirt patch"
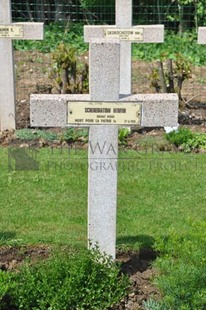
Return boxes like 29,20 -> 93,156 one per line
0,245 -> 50,271
0,245 -> 159,309
114,248 -> 160,310
14,50 -> 206,129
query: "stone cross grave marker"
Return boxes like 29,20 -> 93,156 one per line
84,0 -> 164,96
198,27 -> 206,44
30,39 -> 178,259
0,0 -> 44,131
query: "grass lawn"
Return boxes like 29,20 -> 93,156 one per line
0,145 -> 205,249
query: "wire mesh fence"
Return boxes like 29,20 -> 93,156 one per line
12,1 -> 205,30
9,1 -> 206,128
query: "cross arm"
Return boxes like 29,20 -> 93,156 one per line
198,27 -> 206,44
30,94 -> 90,127
120,93 -> 178,127
1,23 -> 44,40
30,93 -> 178,128
84,25 -> 164,43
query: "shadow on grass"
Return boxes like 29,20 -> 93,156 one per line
117,235 -> 158,276
0,231 -> 16,243
117,234 -> 155,249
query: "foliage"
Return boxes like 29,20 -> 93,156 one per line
149,53 -> 192,105
143,298 -> 164,310
13,23 -> 88,54
16,128 -> 132,146
16,129 -> 58,141
64,127 -> 131,145
0,271 -> 12,308
12,0 -> 115,25
165,127 -> 206,152
51,42 -> 89,94
183,132 -> 206,152
118,128 -> 130,146
11,0 -> 206,32
64,128 -> 89,143
133,31 -> 206,66
0,247 -> 129,310
14,24 -> 206,68
153,220 -> 206,309
165,127 -> 194,146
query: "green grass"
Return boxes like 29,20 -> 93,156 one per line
1,145 -> 206,308
0,146 -> 205,249
117,150 -> 206,248
0,147 -> 88,247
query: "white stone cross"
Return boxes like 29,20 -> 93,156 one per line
84,0 -> 164,96
30,41 -> 178,259
198,27 -> 206,44
0,0 -> 44,131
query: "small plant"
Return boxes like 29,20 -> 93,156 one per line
165,127 -> 206,152
0,247 -> 129,309
64,128 -> 88,143
51,42 -> 89,94
143,298 -> 163,310
118,128 -> 130,146
165,127 -> 194,147
183,132 -> 206,152
16,129 -> 58,141
149,53 -> 192,107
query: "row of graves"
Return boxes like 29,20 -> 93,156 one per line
1,0 -> 206,258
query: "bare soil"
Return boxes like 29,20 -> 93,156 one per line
0,245 -> 160,309
14,50 -> 206,129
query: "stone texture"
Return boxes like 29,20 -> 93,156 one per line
133,25 -> 164,43
30,94 -> 90,127
88,40 -> 120,259
0,0 -> 44,131
31,93 -> 178,128
0,0 -> 15,131
89,39 -> 120,101
116,0 -> 132,95
198,27 -> 206,44
15,22 -> 44,40
116,0 -> 132,28
84,22 -> 164,96
121,93 -> 179,127
88,125 -> 118,259
84,25 -> 164,43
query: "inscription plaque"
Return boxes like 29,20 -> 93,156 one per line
104,28 -> 144,41
68,101 -> 142,125
0,25 -> 24,38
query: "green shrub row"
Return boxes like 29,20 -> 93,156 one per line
133,31 -> 206,66
165,127 -> 206,152
16,128 -> 130,145
0,247 -> 129,310
14,23 -> 87,54
14,24 -> 206,66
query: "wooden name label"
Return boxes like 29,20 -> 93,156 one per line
68,101 -> 142,125
104,28 -> 144,41
0,25 -> 24,38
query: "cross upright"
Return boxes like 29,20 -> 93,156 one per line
0,0 -> 44,131
30,0 -> 178,260
30,48 -> 178,260
84,0 -> 164,96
